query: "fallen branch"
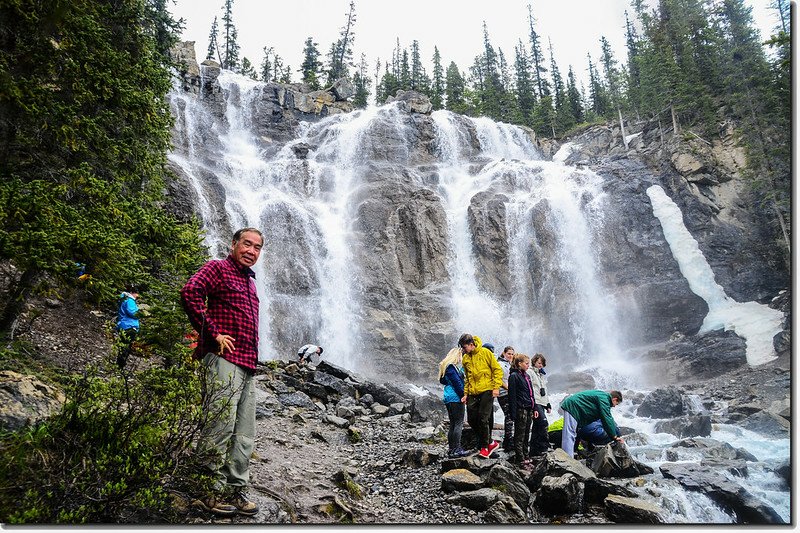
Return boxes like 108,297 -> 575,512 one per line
687,130 -> 712,146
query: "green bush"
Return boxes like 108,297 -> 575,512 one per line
0,360 -> 217,524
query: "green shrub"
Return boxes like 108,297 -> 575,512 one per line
0,361 -> 217,523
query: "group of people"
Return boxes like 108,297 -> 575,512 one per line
438,336 -> 553,465
113,225 -> 624,518
438,333 -> 625,468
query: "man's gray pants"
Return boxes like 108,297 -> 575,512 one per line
199,353 -> 255,491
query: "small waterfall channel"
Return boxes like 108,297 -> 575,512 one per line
168,70 -> 788,523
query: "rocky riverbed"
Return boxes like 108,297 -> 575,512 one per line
176,354 -> 791,525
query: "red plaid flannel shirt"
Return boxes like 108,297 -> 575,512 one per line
181,255 -> 260,370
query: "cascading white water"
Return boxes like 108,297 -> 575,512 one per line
646,185 -> 783,365
431,110 -> 634,385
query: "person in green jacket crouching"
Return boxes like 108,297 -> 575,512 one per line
560,389 -> 624,458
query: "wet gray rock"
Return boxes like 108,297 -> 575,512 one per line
484,495 -> 526,523
659,462 -> 784,524
446,487 -> 501,511
604,494 -> 665,524
277,391 -> 316,409
654,415 -> 712,438
637,387 -> 684,418
484,463 -> 530,510
589,443 -> 654,478
533,473 -> 584,515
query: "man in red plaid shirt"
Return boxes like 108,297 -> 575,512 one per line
181,227 -> 263,517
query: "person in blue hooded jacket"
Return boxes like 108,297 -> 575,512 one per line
438,347 -> 469,458
116,288 -> 140,368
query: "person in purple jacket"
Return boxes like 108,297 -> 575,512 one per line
438,347 -> 470,458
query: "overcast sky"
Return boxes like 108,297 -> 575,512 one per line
168,0 -> 780,90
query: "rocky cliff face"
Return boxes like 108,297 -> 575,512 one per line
165,43 -> 789,385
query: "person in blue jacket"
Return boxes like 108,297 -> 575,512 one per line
116,288 -> 140,368
438,347 -> 470,458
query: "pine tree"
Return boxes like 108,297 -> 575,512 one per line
399,49 -> 411,89
300,37 -> 322,90
260,46 -> 273,82
259,47 -> 285,82
476,22 -> 505,119
624,11 -> 642,116
377,64 -> 398,103
566,65 -> 584,124
240,57 -> 257,79
220,0 -> 239,70
206,16 -> 219,62
587,53 -> 611,119
599,36 -> 624,111
531,95 -> 554,137
410,40 -> 424,91
430,47 -> 445,110
716,0 -> 790,253
445,61 -> 468,114
527,3 -> 550,97
352,53 -> 371,108
549,39 -> 574,135
144,0 -> 184,62
513,40 -> 536,126
327,0 -> 356,84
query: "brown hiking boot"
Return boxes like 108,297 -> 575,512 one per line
193,494 -> 237,517
230,489 -> 259,516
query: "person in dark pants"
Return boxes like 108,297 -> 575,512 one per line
459,333 -> 504,459
115,288 -> 140,368
508,353 -> 539,465
438,347 -> 469,457
496,345 -> 515,452
528,353 -> 552,456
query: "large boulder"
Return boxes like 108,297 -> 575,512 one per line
604,494 -> 665,524
0,371 -> 65,431
637,387 -> 684,418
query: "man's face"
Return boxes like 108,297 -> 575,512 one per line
231,231 -> 263,268
461,341 -> 476,354
611,397 -> 620,408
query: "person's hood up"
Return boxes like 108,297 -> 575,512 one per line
472,335 -> 484,351
120,291 -> 136,300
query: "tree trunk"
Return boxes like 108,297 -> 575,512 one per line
618,107 -> 628,149
670,104 -> 680,136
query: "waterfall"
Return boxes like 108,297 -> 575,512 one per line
431,110 -> 635,385
646,185 -> 782,365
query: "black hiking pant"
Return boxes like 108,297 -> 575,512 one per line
513,408 -> 533,463
467,390 -> 494,449
116,328 -> 138,368
529,404 -> 550,456
497,394 -> 514,451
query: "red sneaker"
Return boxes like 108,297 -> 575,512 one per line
487,440 -> 500,456
478,447 -> 490,458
